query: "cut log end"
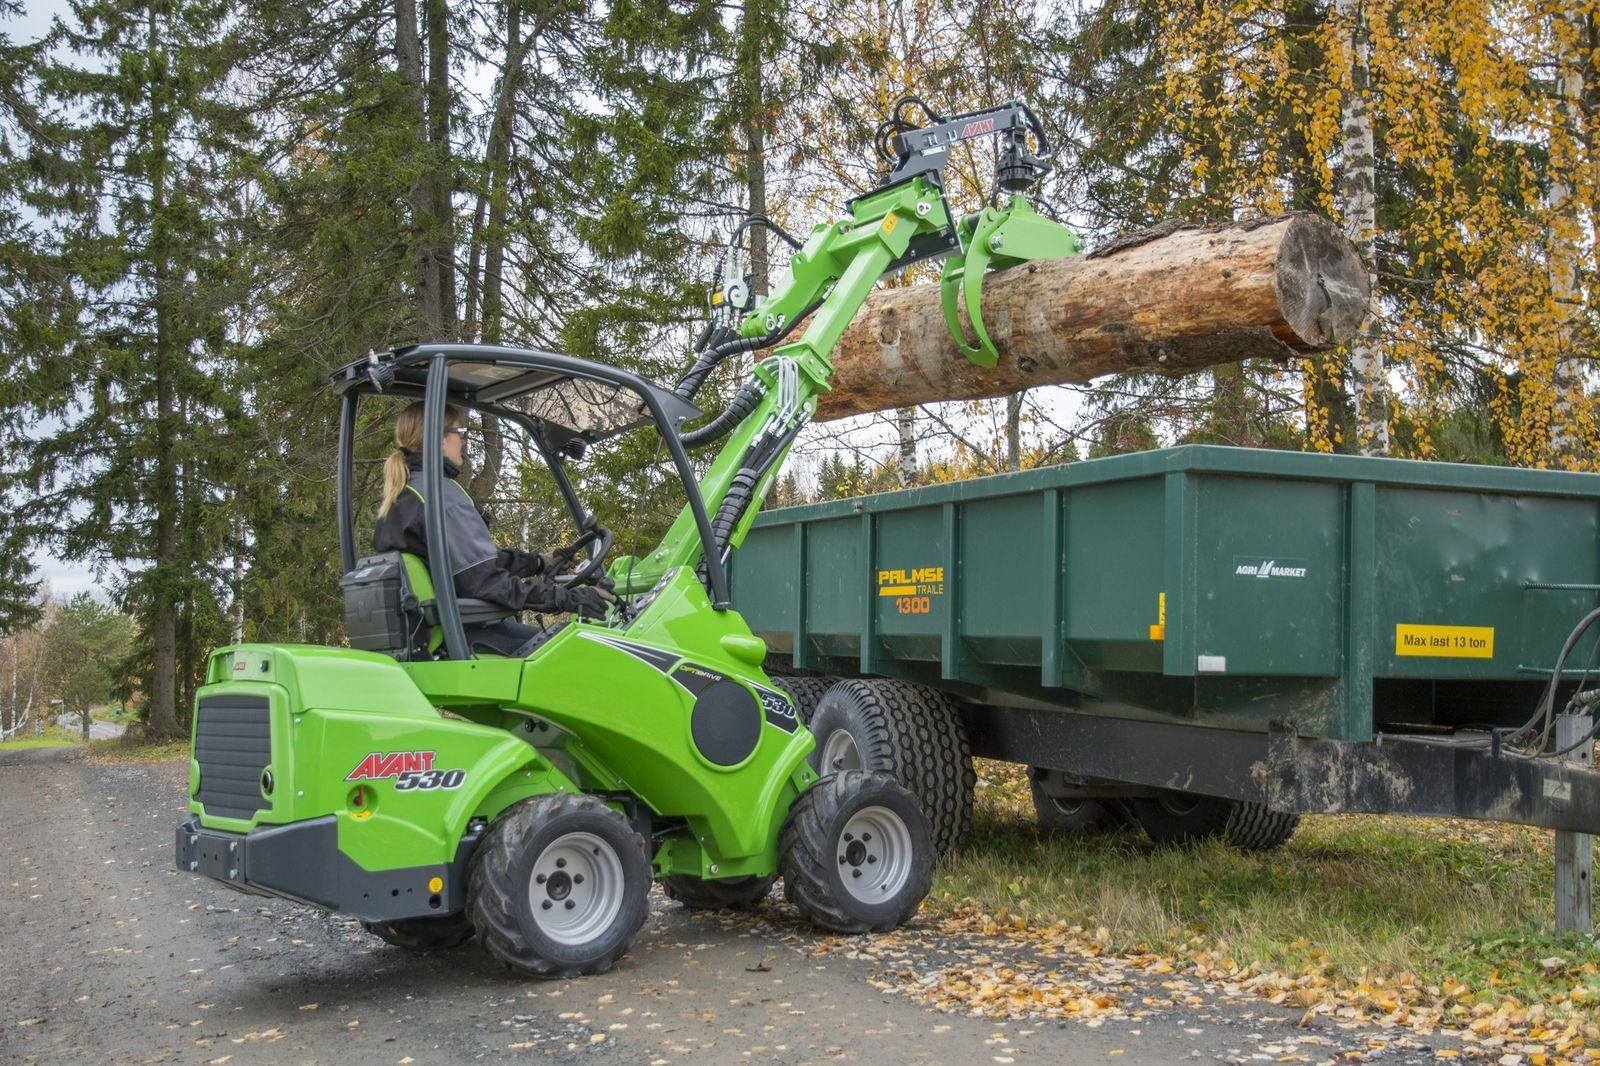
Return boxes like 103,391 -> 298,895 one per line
1274,213 -> 1371,348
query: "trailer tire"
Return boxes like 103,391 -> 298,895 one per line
780,770 -> 933,933
1223,802 -> 1300,851
468,793 -> 651,978
661,874 -> 776,911
1134,793 -> 1300,851
808,679 -> 974,855
1133,793 -> 1236,845
361,913 -> 474,950
769,675 -> 838,728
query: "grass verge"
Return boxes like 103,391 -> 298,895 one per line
0,726 -> 83,750
925,760 -> 1600,1045
82,734 -> 189,762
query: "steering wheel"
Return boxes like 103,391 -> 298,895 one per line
552,522 -> 614,587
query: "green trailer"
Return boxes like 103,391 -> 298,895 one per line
732,444 -> 1600,848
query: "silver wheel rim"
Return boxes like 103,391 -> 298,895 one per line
527,831 -> 625,946
836,805 -> 913,904
1049,797 -> 1087,817
820,728 -> 862,772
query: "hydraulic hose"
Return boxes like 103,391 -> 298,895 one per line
679,380 -> 764,448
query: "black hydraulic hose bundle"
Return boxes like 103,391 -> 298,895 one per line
679,380 -> 765,448
695,423 -> 802,591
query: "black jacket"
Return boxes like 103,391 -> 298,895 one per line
373,451 -> 563,613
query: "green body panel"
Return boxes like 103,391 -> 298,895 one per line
188,568 -> 818,882
191,646 -> 568,874
730,445 -> 1600,743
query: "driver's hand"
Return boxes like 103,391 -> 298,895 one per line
558,586 -> 612,620
538,544 -> 579,575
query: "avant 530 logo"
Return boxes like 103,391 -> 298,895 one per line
346,750 -> 466,792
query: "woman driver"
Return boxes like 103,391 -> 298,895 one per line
373,401 -> 611,657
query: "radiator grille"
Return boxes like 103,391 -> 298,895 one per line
194,695 -> 271,820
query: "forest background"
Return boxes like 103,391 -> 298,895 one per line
0,0 -> 1592,736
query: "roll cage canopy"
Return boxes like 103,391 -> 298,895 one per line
331,343 -> 726,661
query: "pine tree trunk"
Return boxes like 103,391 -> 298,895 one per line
466,10 -> 523,507
3,638 -> 13,736
232,513 -> 244,645
1337,0 -> 1389,455
395,0 -> 439,337
739,0 -> 768,296
808,213 -> 1367,422
147,5 -> 179,738
1005,394 -> 1022,471
425,0 -> 455,336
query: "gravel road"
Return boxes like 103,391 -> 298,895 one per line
0,756 -> 1463,1065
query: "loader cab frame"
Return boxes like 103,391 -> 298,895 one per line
330,343 -> 719,661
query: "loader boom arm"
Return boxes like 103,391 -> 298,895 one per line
615,101 -> 1079,601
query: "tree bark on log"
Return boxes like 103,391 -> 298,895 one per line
805,213 -> 1367,423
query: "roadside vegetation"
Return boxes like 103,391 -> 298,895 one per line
922,761 -> 1600,1052
0,725 -> 82,750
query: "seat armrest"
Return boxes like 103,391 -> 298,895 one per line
456,598 -> 516,626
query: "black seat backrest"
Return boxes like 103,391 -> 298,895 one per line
341,552 -> 430,660
341,550 -> 517,660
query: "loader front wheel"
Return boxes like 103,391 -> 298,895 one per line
661,874 -> 776,911
780,770 -> 932,934
361,912 -> 474,950
468,793 -> 651,978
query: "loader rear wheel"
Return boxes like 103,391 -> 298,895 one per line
807,679 -> 974,855
780,770 -> 932,934
1134,792 -> 1300,851
661,874 -> 776,911
769,675 -> 838,728
468,793 -> 650,978
361,913 -> 474,950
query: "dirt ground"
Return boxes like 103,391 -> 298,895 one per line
0,754 -> 1465,1065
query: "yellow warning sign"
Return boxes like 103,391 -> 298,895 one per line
1395,624 -> 1494,659
881,212 -> 899,235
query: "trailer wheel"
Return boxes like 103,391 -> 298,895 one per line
1027,768 -> 1133,836
661,873 -> 776,911
360,913 -> 474,950
1133,792 -> 1235,844
468,793 -> 651,978
780,770 -> 933,934
1134,793 -> 1300,851
808,679 -> 974,855
769,675 -> 838,728
1223,802 -> 1300,851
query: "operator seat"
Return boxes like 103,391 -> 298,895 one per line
341,550 -> 516,660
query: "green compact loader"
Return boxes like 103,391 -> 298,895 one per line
176,98 -> 1079,976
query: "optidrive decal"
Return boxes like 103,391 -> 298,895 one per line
1233,557 -> 1309,580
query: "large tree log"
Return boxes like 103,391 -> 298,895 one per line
807,212 -> 1367,422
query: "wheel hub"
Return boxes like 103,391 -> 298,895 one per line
527,831 -> 624,946
836,806 -> 913,904
821,728 -> 862,772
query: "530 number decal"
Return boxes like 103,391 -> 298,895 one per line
394,769 -> 467,792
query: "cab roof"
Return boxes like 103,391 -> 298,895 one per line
330,343 -> 700,445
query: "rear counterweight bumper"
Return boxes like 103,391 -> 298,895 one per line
175,816 -> 479,922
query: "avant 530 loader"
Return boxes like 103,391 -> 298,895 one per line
176,98 -> 1079,977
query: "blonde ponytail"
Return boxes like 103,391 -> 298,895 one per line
376,401 -> 465,518
377,450 -> 410,518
